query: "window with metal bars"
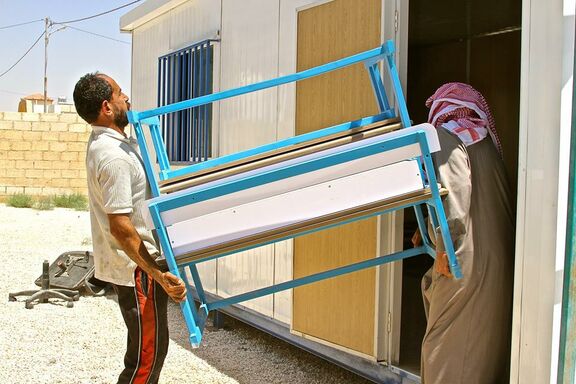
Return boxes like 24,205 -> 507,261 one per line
157,39 -> 216,163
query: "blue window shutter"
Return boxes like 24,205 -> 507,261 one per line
157,39 -> 215,162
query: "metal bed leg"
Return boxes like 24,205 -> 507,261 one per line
188,264 -> 208,305
383,40 -> 411,128
413,204 -> 433,250
150,207 -> 206,346
187,264 -> 209,322
181,264 -> 209,322
419,136 -> 462,279
365,62 -> 393,115
179,267 -> 206,346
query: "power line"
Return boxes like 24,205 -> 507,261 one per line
63,25 -> 131,45
51,0 -> 143,25
0,19 -> 43,30
0,89 -> 28,96
0,2 -> 140,92
0,31 -> 46,79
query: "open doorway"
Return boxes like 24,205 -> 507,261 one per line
397,0 -> 521,374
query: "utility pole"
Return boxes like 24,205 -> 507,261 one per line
43,17 -> 49,113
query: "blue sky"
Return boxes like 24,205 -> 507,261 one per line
0,0 -> 142,111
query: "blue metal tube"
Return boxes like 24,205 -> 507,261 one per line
143,117 -> 171,181
188,263 -> 208,309
383,40 -> 411,128
417,131 -> 461,279
179,266 -> 205,327
366,63 -> 392,115
207,246 -> 427,311
132,121 -> 161,197
413,203 -> 433,250
137,45 -> 388,120
149,205 -> 204,346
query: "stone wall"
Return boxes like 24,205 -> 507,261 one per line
0,111 -> 91,198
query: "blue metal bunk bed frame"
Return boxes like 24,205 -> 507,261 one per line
127,40 -> 462,347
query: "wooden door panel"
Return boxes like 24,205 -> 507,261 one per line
293,0 -> 381,355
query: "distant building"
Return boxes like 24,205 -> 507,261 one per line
54,96 -> 76,113
18,93 -> 53,113
17,94 -> 76,113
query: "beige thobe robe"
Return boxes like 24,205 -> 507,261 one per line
421,127 -> 515,384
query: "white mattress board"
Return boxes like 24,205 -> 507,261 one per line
167,160 -> 422,257
144,123 -> 438,229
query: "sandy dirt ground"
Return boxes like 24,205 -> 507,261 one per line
0,204 -> 372,384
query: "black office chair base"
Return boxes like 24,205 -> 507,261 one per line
8,288 -> 79,309
8,260 -> 80,309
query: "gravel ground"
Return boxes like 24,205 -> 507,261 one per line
0,204 -> 372,384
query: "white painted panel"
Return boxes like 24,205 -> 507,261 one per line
510,0 -> 574,382
219,0 -> 280,153
130,0 -> 223,295
169,0 -> 221,52
273,239 -> 292,323
216,245 -> 275,317
167,160 -> 422,255
131,17 -> 170,111
120,0 -> 189,31
217,0 -> 281,315
131,0 -> 220,110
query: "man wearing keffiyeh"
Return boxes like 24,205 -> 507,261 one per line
419,83 -> 515,383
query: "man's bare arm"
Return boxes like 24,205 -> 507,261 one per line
108,213 -> 186,302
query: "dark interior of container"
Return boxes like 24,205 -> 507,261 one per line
398,0 -> 521,374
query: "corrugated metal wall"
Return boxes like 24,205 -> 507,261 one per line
218,0 -> 284,319
131,0 -> 222,296
130,0 -> 292,323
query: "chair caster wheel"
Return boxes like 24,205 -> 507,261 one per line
73,294 -> 80,301
8,294 -> 16,302
25,302 -> 34,309
66,301 -> 74,308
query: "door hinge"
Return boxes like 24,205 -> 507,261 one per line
394,10 -> 398,33
387,311 -> 392,333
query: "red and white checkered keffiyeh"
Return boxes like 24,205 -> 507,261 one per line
425,82 -> 503,156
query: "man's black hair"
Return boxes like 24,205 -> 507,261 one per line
73,72 -> 112,124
